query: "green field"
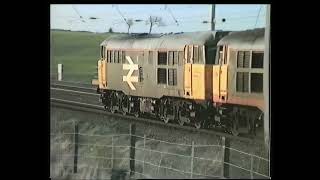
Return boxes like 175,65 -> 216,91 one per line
50,30 -> 113,83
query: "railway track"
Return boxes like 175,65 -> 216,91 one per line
51,81 -> 96,93
50,84 -> 264,144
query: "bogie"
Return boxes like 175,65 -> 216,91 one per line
98,89 -> 262,137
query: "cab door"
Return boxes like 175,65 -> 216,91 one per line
184,45 -> 193,97
212,46 -> 228,102
98,59 -> 107,89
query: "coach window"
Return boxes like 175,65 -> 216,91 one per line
193,46 -> 199,63
173,51 -> 178,65
198,46 -> 204,64
119,51 -> 122,63
251,51 -> 264,68
167,51 -> 179,65
168,68 -> 177,86
158,52 -> 167,65
237,51 -> 250,68
104,50 -> 109,62
236,72 -> 249,92
100,46 -> 103,59
185,46 -> 192,63
106,50 -> 110,63
117,51 -> 120,63
168,51 -> 174,65
139,67 -> 144,82
111,50 -> 114,63
106,50 -> 110,62
122,51 -> 126,63
251,73 -> 263,93
114,50 -> 118,63
157,68 -> 167,84
178,51 -> 184,66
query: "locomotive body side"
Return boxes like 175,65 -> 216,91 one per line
212,28 -> 265,135
92,31 -> 268,135
101,48 -> 185,99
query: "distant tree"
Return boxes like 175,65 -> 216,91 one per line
145,16 -> 166,34
126,19 -> 134,34
108,27 -> 113,33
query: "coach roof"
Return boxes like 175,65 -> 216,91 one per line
100,31 -> 224,51
217,28 -> 265,50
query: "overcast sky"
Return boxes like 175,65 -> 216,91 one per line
50,4 -> 267,33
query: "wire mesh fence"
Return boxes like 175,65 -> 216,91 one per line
50,119 -> 270,180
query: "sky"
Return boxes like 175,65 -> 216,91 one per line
50,4 -> 267,33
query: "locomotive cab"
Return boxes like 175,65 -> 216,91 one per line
92,45 -> 107,91
212,28 -> 265,136
212,45 -> 229,104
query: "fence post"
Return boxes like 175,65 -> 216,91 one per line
58,64 -> 63,81
190,141 -> 194,179
111,136 -> 114,169
73,122 -> 79,173
58,118 -> 62,177
221,136 -> 230,178
143,134 -> 146,175
250,154 -> 254,179
129,124 -> 136,177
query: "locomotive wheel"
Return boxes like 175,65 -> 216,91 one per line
231,113 -> 240,136
160,112 -> 170,123
110,107 -> 116,114
195,121 -> 201,129
162,116 -> 169,123
161,107 -> 170,123
178,119 -> 184,126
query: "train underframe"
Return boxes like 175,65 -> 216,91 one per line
98,89 -> 263,136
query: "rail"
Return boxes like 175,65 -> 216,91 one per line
50,97 -> 264,144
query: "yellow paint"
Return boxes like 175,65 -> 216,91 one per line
191,64 -> 206,100
184,64 -> 212,100
91,79 -> 99,85
205,65 -> 213,99
97,59 -> 107,89
220,65 -> 228,98
212,64 -> 228,101
212,65 -> 220,97
184,63 -> 192,97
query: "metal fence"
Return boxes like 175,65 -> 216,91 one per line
50,121 -> 270,179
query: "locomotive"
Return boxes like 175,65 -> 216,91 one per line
92,28 -> 265,136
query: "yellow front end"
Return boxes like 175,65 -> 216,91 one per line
92,59 -> 107,89
212,65 -> 228,102
184,64 -> 213,100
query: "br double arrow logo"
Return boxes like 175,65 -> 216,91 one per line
123,56 -> 139,90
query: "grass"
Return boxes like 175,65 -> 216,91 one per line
50,30 -> 113,83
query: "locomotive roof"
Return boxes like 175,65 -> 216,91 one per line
100,31 -> 225,51
218,28 -> 265,50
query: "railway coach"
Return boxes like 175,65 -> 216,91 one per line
92,28 -> 266,136
92,31 -> 228,128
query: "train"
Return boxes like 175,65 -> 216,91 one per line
92,28 -> 265,136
